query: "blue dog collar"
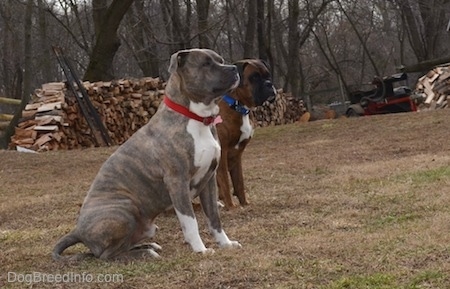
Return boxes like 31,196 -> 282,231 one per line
222,95 -> 250,115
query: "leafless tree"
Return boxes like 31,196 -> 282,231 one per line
1,0 -> 449,111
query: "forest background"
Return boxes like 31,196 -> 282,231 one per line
1,0 -> 450,111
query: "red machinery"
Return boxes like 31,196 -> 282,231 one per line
346,73 -> 418,117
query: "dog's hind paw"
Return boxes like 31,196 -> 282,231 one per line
134,241 -> 162,251
147,248 -> 162,259
148,242 -> 162,251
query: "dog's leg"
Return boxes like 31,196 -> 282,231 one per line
217,148 -> 236,209
174,209 -> 212,253
166,177 -> 212,254
200,177 -> 241,249
230,155 -> 249,205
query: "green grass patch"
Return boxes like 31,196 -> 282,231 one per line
324,273 -> 397,289
397,166 -> 450,187
406,270 -> 446,289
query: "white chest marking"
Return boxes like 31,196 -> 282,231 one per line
187,120 -> 221,185
235,114 -> 254,149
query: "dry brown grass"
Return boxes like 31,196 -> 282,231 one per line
1,109 -> 449,289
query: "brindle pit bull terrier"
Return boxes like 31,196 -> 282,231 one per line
216,59 -> 276,209
52,48 -> 242,261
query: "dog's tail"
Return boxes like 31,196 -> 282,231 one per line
52,232 -> 81,261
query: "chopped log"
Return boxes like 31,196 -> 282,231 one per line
34,133 -> 53,147
414,64 -> 450,110
400,58 -> 450,73
0,114 -> 14,121
10,78 -> 305,151
0,97 -> 21,105
37,102 -> 62,112
34,125 -> 59,131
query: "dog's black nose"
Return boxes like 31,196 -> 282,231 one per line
264,80 -> 273,88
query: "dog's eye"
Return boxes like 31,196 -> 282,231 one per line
249,73 -> 260,82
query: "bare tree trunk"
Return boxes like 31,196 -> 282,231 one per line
196,0 -> 210,48
37,0 -> 52,82
93,0 -> 108,37
272,1 -> 289,91
23,0 -> 33,103
0,1 -> 21,98
2,0 -> 33,149
265,0 -> 274,75
287,0 -> 300,96
256,0 -> 267,60
243,0 -> 257,58
287,0 -> 332,97
84,0 -> 134,81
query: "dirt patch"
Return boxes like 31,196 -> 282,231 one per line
1,109 -> 449,288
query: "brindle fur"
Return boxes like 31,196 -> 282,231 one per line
52,49 -> 240,261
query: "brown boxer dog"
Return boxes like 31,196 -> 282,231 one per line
52,48 -> 241,261
216,59 -> 276,209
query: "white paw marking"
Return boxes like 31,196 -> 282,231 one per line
147,248 -> 162,259
210,227 -> 241,249
220,240 -> 242,249
175,209 -> 207,253
148,242 -> 162,251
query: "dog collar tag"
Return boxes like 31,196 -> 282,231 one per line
213,115 -> 223,125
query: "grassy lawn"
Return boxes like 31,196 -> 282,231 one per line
1,109 -> 449,288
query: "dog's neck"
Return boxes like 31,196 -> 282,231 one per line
222,94 -> 250,115
164,96 -> 221,126
189,100 -> 220,118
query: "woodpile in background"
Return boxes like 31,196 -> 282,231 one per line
253,90 -> 305,127
10,78 -> 164,151
10,78 -> 305,151
415,64 -> 450,110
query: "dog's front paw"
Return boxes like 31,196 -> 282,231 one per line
220,240 -> 242,249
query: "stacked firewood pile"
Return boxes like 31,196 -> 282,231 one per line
414,64 -> 450,110
253,90 -> 305,126
10,78 -> 164,151
10,78 -> 305,151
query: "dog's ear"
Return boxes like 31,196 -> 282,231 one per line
234,61 -> 248,87
168,50 -> 190,74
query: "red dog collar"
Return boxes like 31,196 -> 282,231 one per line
163,96 -> 221,125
